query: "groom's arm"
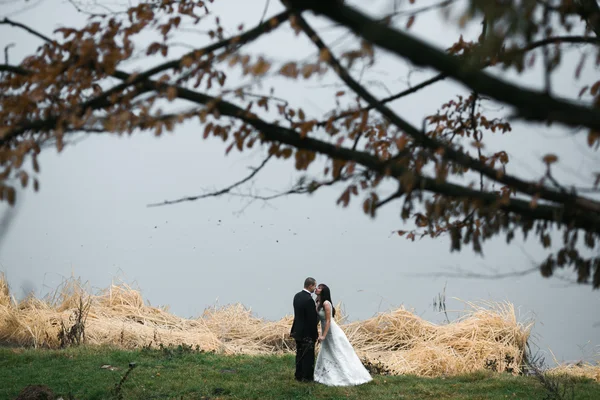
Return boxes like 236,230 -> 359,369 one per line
306,297 -> 318,341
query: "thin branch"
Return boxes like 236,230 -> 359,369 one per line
383,0 -> 455,20
0,64 -> 31,76
259,0 -> 271,23
405,265 -> 540,280
317,72 -> 447,128
516,35 -> 600,52
227,173 -> 354,202
375,187 -> 404,209
66,0 -> 124,18
351,132 -> 363,150
0,17 -> 54,43
147,155 -> 273,207
300,2 -> 600,131
3,43 -> 15,65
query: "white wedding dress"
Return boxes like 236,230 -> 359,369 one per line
314,301 -> 373,386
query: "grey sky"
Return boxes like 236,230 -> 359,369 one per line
0,0 -> 598,364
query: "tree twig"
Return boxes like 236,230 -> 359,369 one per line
0,17 -> 54,43
147,155 -> 273,207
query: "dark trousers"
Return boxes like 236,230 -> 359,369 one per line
295,338 -> 315,382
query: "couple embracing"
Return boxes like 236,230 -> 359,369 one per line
290,277 -> 372,387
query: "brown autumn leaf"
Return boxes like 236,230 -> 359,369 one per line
301,64 -> 316,79
362,197 -> 371,215
0,127 -> 10,140
588,130 -> 600,148
471,140 -> 484,149
166,87 -> 178,101
319,48 -> 331,62
415,213 -> 428,227
4,186 -> 16,206
279,62 -> 298,78
181,56 -> 194,68
19,171 -> 29,188
591,80 -> 600,96
251,58 -> 271,76
542,154 -> 558,165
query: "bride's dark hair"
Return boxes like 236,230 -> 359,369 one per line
318,284 -> 336,318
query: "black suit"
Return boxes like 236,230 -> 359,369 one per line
290,290 -> 318,381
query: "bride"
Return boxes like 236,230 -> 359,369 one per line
314,283 -> 372,386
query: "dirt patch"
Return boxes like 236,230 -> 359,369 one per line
15,385 -> 54,400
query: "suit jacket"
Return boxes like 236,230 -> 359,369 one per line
290,290 -> 318,342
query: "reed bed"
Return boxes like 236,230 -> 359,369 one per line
0,274 -> 597,380
351,301 -> 530,376
547,362 -> 600,382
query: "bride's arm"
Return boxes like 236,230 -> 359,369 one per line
319,301 -> 332,342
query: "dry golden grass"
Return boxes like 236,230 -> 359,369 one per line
351,301 -> 531,377
548,362 -> 600,382
0,272 -> 12,308
0,275 -> 597,381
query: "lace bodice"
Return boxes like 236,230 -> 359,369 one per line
317,302 -> 327,322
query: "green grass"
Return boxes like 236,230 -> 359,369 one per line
1,345 -> 599,400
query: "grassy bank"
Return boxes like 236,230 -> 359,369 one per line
2,346 -> 599,400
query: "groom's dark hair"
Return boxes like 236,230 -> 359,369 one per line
304,277 -> 316,288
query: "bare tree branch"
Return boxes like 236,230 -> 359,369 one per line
384,0 -> 456,20
0,17 -> 54,43
227,173 -> 355,203
259,0 -> 272,24
0,64 -> 31,76
3,43 -> 15,65
317,72 -> 448,128
147,154 -> 273,207
405,264 -> 540,280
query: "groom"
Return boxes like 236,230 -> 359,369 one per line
290,277 -> 318,382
